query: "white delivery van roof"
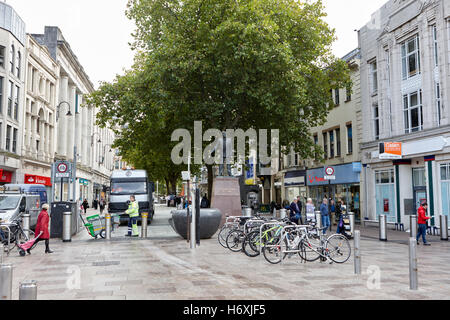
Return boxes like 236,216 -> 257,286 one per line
110,170 -> 147,179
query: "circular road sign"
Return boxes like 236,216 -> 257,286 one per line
57,163 -> 68,173
325,167 -> 335,176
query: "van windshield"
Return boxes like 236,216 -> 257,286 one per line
0,196 -> 20,210
110,182 -> 147,195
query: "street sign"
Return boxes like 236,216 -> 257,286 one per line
55,161 -> 72,178
324,166 -> 336,180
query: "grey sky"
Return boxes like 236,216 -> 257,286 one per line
6,0 -> 388,87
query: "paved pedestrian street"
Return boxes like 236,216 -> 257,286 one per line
3,205 -> 450,300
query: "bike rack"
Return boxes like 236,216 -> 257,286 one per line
0,224 -> 12,256
279,225 -> 310,264
258,221 -> 286,259
243,219 -> 266,235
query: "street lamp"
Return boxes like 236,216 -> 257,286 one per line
56,101 -> 73,121
91,132 -> 102,146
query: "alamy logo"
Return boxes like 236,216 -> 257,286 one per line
171,121 -> 280,166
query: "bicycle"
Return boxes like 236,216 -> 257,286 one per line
298,226 -> 352,264
225,216 -> 265,252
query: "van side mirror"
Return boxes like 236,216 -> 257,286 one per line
19,204 -> 26,213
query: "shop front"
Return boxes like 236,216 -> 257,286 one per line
79,178 -> 89,202
283,170 -> 307,206
307,163 -> 361,220
24,174 -> 52,196
0,170 -> 13,185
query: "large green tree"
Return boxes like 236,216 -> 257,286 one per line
87,0 -> 350,198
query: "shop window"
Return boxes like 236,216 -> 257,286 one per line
440,164 -> 450,216
375,170 -> 396,222
413,168 -> 426,187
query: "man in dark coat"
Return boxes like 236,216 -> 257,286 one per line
289,199 -> 303,225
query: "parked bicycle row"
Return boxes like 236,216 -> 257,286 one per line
217,214 -> 352,265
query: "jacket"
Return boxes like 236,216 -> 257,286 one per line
417,206 -> 430,225
290,202 -> 300,215
320,203 -> 329,216
35,210 -> 50,240
126,201 -> 140,218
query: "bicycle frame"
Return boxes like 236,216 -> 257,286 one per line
258,221 -> 285,257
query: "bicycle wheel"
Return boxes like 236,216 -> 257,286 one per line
299,238 -> 321,262
326,234 -> 351,264
262,240 -> 284,265
226,230 -> 245,252
218,226 -> 233,248
242,231 -> 261,257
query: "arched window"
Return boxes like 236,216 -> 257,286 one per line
15,51 -> 20,78
9,45 -> 14,73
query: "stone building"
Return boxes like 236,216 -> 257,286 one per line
359,0 -> 450,229
0,2 -> 26,185
21,34 -> 59,196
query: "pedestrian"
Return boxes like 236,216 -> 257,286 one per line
200,194 -> 210,208
125,195 -> 140,237
320,198 -> 330,235
289,198 -> 303,225
32,203 -> 53,254
99,197 -> 106,215
330,199 -> 336,230
296,196 -> 303,216
93,198 -> 98,210
305,198 -> 315,223
336,199 -> 346,234
82,198 -> 89,214
417,202 -> 431,246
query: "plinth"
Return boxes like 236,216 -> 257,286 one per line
211,177 -> 242,227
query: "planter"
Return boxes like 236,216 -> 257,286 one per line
169,209 -> 222,239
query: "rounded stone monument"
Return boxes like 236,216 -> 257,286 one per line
169,209 -> 222,240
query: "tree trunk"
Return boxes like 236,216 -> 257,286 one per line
165,178 -> 171,194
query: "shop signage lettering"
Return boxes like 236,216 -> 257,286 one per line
308,176 -> 326,183
24,174 -> 52,186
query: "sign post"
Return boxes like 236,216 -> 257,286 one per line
54,161 -> 72,202
324,167 -> 336,219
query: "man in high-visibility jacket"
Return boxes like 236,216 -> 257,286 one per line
125,195 -> 140,237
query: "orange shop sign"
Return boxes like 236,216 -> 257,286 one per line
379,142 -> 402,160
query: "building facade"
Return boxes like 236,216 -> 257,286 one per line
31,26 -> 116,204
21,34 -> 59,196
359,0 -> 450,229
306,49 -> 362,217
0,2 -> 26,185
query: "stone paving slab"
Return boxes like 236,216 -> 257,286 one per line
3,205 -> 450,300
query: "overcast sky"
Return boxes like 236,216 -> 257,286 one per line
6,0 -> 388,87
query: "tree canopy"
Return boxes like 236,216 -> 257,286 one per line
86,0 -> 350,195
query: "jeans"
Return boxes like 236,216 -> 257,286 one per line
321,215 -> 330,235
290,214 -> 303,225
416,224 -> 428,244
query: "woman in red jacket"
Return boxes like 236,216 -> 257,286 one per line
417,202 -> 431,246
32,203 -> 53,254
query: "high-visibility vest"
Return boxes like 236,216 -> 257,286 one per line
126,201 -> 139,218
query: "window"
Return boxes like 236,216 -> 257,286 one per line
373,104 -> 380,140
12,128 -> 17,153
36,140 -> 40,152
323,132 -> 328,159
375,170 -> 396,222
0,46 -> 5,68
432,25 -> 438,67
345,84 -> 352,102
370,61 -> 378,93
347,124 -> 353,154
441,164 -> 450,216
403,90 -> 423,133
14,86 -> 19,120
336,128 -> 341,157
334,89 -> 340,106
402,35 -> 420,80
15,51 -> 20,79
329,130 -> 335,158
9,45 -> 14,73
437,83 -> 442,126
313,134 -> 318,160
7,81 -> 12,117
5,125 -> 11,151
